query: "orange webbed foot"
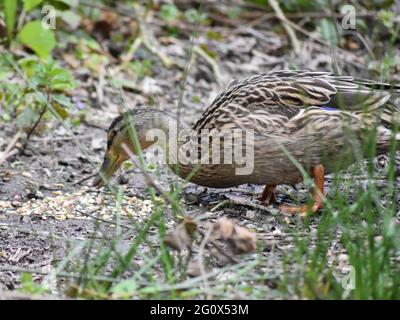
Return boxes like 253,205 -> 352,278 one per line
278,202 -> 323,217
278,164 -> 326,218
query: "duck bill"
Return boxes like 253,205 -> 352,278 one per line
92,153 -> 120,188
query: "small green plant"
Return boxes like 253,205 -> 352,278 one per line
1,55 -> 76,136
158,3 -> 208,36
130,59 -> 153,80
22,59 -> 76,127
19,273 -> 47,295
318,18 -> 338,46
18,20 -> 56,59
159,3 -> 180,23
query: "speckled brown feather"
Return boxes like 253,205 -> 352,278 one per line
194,70 -> 399,132
97,70 -> 400,189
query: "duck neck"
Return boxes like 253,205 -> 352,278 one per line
142,110 -> 195,180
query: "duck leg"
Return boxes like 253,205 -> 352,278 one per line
279,164 -> 325,217
257,184 -> 277,205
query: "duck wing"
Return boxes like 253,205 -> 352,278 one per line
194,70 -> 400,132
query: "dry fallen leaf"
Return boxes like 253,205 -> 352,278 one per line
187,259 -> 202,278
164,217 -> 256,255
163,217 -> 197,251
211,217 -> 234,239
212,218 -> 257,254
22,171 -> 33,178
227,224 -> 257,254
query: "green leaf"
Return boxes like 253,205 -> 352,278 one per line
47,0 -> 70,10
84,53 -> 108,74
319,19 -> 338,46
378,10 -> 395,30
61,10 -> 81,29
247,0 -> 267,6
16,106 -> 38,128
52,94 -> 74,109
47,67 -> 76,90
18,20 -> 56,59
4,0 -> 18,39
2,113 -> 11,122
28,61 -> 76,90
53,103 -> 69,119
184,9 -> 206,24
112,279 -> 138,296
227,7 -> 241,19
159,4 -> 180,22
19,273 -> 47,294
58,0 -> 78,6
206,30 -> 223,41
22,0 -> 44,12
18,55 -> 40,77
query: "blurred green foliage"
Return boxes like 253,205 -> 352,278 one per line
19,273 -> 47,295
0,54 -> 75,129
247,0 -> 396,11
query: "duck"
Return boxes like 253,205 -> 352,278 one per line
92,70 -> 400,216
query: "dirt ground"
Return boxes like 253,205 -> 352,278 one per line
1,9 -> 400,298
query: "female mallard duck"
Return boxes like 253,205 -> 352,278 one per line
93,70 -> 400,215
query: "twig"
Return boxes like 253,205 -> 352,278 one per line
176,1 -> 205,144
0,131 -> 21,166
71,172 -> 98,186
0,222 -> 97,242
0,291 -> 69,300
81,120 -> 107,131
198,229 -> 238,264
139,260 -> 255,294
141,24 -> 173,68
268,0 -> 301,54
328,0 -> 341,75
262,14 -> 365,69
31,134 -> 91,142
79,0 -> 135,18
215,196 -> 272,213
23,105 -> 47,151
193,45 -> 223,85
239,11 -> 378,21
239,10 -> 366,70
197,226 -> 214,300
0,265 -> 119,283
0,148 -> 18,164
117,36 -> 142,73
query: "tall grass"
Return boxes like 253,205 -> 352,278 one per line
280,124 -> 400,299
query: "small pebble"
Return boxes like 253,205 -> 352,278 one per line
272,229 -> 282,236
245,210 -> 256,219
21,215 -> 31,223
118,174 -> 129,185
11,201 -> 22,208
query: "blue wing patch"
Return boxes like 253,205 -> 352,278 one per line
322,107 -> 337,111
